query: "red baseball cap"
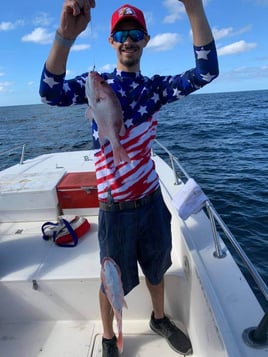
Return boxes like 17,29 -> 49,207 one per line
110,4 -> 147,34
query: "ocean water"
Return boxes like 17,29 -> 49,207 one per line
0,89 -> 268,307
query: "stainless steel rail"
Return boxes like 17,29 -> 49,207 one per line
153,139 -> 268,303
0,144 -> 26,165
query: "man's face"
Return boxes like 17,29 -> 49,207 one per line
109,20 -> 150,71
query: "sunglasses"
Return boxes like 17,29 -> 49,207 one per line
111,29 -> 146,43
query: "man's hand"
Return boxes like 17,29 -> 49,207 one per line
58,0 -> 96,40
178,0 -> 213,46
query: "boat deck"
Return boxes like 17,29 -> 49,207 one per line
1,319 -> 184,357
1,150 -> 268,356
0,215 -> 186,357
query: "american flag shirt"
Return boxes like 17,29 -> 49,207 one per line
40,41 -> 218,202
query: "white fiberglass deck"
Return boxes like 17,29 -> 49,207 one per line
1,150 -> 267,356
1,320 -> 186,357
0,215 -> 186,357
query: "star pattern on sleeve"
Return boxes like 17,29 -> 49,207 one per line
173,88 -> 184,99
130,100 -> 137,109
77,79 -> 85,88
163,89 -> 168,98
138,105 -> 148,116
119,88 -> 126,97
201,72 -> 217,82
93,128 -> 99,141
195,48 -> 211,60
125,118 -> 133,128
130,82 -> 139,90
151,93 -> 160,103
39,40 -> 218,123
43,73 -> 59,88
63,82 -> 71,92
72,94 -> 80,104
41,96 -> 52,104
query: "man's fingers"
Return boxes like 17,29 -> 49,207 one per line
90,0 -> 96,8
76,0 -> 96,10
64,0 -> 81,15
76,0 -> 84,8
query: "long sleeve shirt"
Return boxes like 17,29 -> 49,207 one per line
39,40 -> 219,202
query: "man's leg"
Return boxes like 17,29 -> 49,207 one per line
99,288 -> 114,339
147,278 -> 193,355
146,277 -> 165,318
100,289 -> 119,357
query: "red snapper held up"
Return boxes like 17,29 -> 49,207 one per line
85,71 -> 130,165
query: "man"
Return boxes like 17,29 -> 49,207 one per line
39,1 -> 219,356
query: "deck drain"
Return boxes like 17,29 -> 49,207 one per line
15,229 -> 23,234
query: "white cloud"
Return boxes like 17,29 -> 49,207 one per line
212,25 -> 252,41
33,12 -> 54,27
213,27 -> 234,41
255,0 -> 268,4
71,44 -> 91,51
162,0 -> 210,24
162,0 -> 185,23
220,65 -> 268,81
218,40 -> 257,56
0,81 -> 13,92
97,64 -> 115,72
232,25 -> 252,36
0,22 -> 15,31
147,33 -> 182,51
0,20 -> 24,31
21,27 -> 53,44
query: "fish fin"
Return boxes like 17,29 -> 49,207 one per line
113,146 -> 131,166
119,123 -> 126,136
123,299 -> 128,309
117,331 -> 123,353
85,106 -> 93,120
98,130 -> 106,146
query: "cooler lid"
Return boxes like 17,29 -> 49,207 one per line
57,172 -> 97,190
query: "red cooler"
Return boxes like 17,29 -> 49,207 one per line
56,172 -> 99,215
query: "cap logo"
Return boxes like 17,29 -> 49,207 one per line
111,5 -> 147,34
119,7 -> 136,18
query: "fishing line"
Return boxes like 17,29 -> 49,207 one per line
89,8 -> 96,72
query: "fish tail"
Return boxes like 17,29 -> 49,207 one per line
113,146 -> 131,166
117,331 -> 123,353
115,309 -> 123,352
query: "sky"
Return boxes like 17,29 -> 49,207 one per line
0,0 -> 267,106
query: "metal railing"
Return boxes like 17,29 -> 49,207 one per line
155,140 -> 268,348
153,139 -> 268,347
153,139 -> 268,301
0,144 -> 26,166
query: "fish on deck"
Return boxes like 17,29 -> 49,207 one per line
101,257 -> 128,353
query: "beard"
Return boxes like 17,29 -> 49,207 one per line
118,45 -> 143,69
119,56 -> 140,68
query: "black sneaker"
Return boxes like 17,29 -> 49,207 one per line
102,336 -> 119,357
150,312 -> 193,355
